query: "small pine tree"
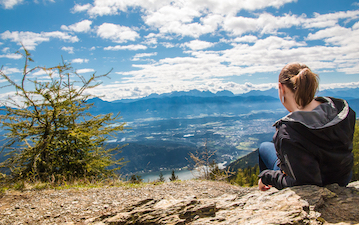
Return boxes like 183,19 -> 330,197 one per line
129,174 -> 142,184
169,170 -> 178,182
233,169 -> 245,186
158,172 -> 165,182
0,48 -> 127,183
230,164 -> 260,187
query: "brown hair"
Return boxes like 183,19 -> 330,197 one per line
279,63 -> 319,107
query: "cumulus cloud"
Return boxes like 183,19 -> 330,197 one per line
0,66 -> 21,75
0,0 -> 23,9
77,0 -> 299,37
80,0 -> 297,17
2,47 -> 9,53
1,30 -> 79,50
232,35 -> 258,43
108,30 -> 359,101
61,46 -> 74,54
307,25 -> 359,47
61,20 -> 92,33
71,58 -> 89,63
104,44 -> 147,51
72,3 -> 92,13
96,23 -> 139,43
303,10 -> 359,29
181,40 -> 215,50
223,13 -> 303,36
132,52 -> 157,61
2,0 -> 359,101
76,68 -> 95,74
0,53 -> 22,59
320,81 -> 359,90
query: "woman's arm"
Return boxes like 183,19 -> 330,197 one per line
259,138 -> 322,190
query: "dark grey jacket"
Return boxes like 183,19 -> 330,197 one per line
259,97 -> 356,190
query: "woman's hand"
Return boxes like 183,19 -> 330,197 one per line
258,178 -> 271,191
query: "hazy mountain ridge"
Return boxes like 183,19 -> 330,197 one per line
109,87 -> 359,103
87,87 -> 359,122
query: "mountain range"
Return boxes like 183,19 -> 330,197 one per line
87,87 -> 359,121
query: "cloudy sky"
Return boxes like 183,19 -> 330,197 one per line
1,0 -> 359,101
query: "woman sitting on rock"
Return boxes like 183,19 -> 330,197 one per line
258,62 -> 356,191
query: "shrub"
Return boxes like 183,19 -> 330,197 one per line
0,47 -> 127,183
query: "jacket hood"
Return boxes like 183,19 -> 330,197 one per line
274,97 -> 350,129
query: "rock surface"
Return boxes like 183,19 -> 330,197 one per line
1,180 -> 359,224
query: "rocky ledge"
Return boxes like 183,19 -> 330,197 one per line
1,180 -> 359,224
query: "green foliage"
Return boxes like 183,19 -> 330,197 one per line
33,182 -> 49,190
129,174 -> 143,184
0,48 -> 127,183
352,120 -> 359,181
169,170 -> 178,182
158,172 -> 165,182
13,181 -> 25,191
230,164 -> 260,187
226,149 -> 258,174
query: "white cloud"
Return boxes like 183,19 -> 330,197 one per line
2,0 -> 359,100
223,13 -> 302,36
104,44 -> 147,51
61,46 -> 74,54
1,30 -> 79,50
72,3 -> 92,13
61,20 -> 92,33
161,42 -> 176,48
82,0 -> 296,17
320,81 -> 359,90
0,53 -> 22,59
303,10 -> 359,29
31,69 -> 48,76
76,68 -> 95,74
80,0 -> 297,37
233,35 -> 258,43
107,31 -> 359,101
2,47 -> 9,53
44,31 -> 79,42
0,0 -> 23,9
71,58 -> 89,64
132,52 -> 157,61
181,40 -> 215,50
307,25 -> 359,47
1,31 -> 48,50
1,66 -> 21,75
96,23 -> 139,43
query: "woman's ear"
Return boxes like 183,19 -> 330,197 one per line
278,82 -> 285,104
278,83 -> 284,95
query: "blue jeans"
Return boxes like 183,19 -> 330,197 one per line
258,142 -> 280,172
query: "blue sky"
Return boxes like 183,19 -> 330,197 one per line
1,0 -> 359,101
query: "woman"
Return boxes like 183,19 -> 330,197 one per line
258,63 -> 356,191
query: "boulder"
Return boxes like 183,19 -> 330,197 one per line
88,181 -> 359,224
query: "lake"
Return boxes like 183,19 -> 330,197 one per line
132,162 -> 227,182
137,168 -> 196,182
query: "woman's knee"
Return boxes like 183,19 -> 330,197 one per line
259,142 -> 274,154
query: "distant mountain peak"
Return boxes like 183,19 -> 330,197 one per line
215,90 -> 235,96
